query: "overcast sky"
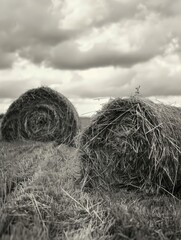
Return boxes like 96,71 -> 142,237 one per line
0,0 -> 181,116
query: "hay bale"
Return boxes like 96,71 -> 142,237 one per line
0,114 -> 4,141
1,87 -> 80,146
79,97 -> 181,193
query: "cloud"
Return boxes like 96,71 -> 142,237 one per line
61,54 -> 181,98
0,60 -> 70,100
0,0 -> 181,70
0,54 -> 181,115
0,0 -> 81,67
0,50 -> 16,69
60,0 -> 144,28
46,41 -> 157,70
0,98 -> 14,113
46,13 -> 178,70
144,0 -> 181,17
0,79 -> 40,98
1,51 -> 181,101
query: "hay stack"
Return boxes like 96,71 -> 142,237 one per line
1,87 -> 80,146
79,97 -> 181,193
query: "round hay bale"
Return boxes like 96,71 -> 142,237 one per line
79,97 -> 181,193
1,87 -> 80,146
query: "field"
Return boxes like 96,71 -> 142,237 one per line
80,117 -> 91,129
0,117 -> 181,239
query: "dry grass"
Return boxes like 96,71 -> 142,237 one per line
78,97 -> 181,194
0,141 -> 181,239
0,141 -> 57,206
1,87 -> 80,146
0,142 -> 113,240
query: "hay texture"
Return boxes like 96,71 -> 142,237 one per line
79,97 -> 181,193
1,87 -> 80,146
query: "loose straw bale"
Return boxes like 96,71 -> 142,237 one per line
1,87 -> 80,146
79,97 -> 181,193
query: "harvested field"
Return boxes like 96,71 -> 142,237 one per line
0,142 -> 113,240
80,117 -> 91,129
79,97 -> 181,194
1,87 -> 80,146
0,141 -> 181,240
0,141 -> 57,206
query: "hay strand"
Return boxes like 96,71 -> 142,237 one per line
78,97 -> 181,193
1,87 -> 80,146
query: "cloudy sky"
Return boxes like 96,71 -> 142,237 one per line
0,0 -> 181,116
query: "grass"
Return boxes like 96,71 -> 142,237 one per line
0,142 -> 113,239
0,141 -> 58,206
0,140 -> 181,239
0,117 -> 181,239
